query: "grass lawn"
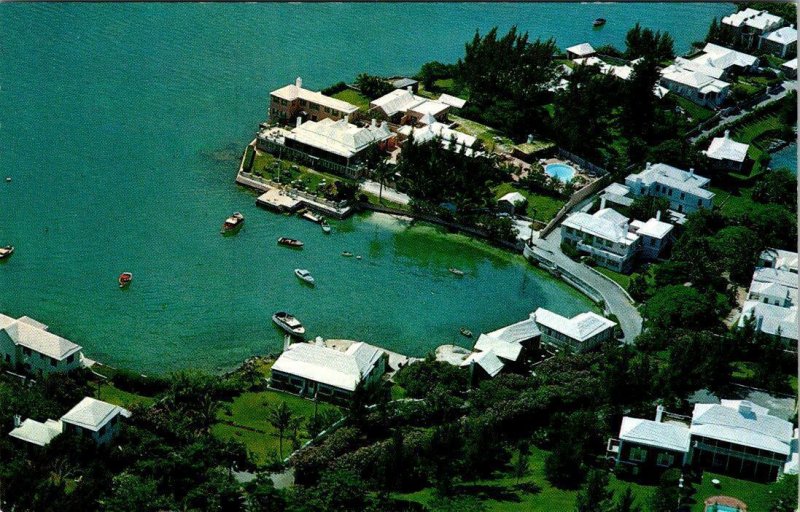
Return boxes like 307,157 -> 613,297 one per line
331,89 -> 371,111
732,113 -> 784,145
674,96 -> 715,122
710,186 -> 756,219
595,266 -> 632,290
212,389 -> 340,465
688,471 -> 777,512
449,114 -> 515,152
96,383 -> 155,408
250,150 -> 353,194
493,182 -> 565,223
395,447 -> 655,511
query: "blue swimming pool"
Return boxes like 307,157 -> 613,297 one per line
545,163 -> 577,183
705,505 -> 740,512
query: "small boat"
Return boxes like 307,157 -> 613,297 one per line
356,255 -> 362,260
341,251 -> 353,257
221,212 -> 244,234
460,327 -> 473,338
118,272 -> 133,288
272,311 -> 306,337
294,268 -> 315,285
5,177 -> 10,183
301,211 -> 323,224
277,237 -> 304,248
449,268 -> 465,276
0,245 -> 14,259
593,18 -> 606,27
321,220 -> 331,234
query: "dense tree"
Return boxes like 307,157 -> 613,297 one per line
394,356 -> 468,399
624,24 -> 675,61
707,226 -> 762,284
612,487 -> 642,512
642,285 -> 719,331
355,73 -> 394,99
416,61 -> 455,91
627,196 -> 670,224
769,474 -> 799,512
575,469 -> 613,512
752,169 -> 797,209
619,58 -> 661,141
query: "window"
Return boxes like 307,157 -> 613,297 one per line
98,425 -> 106,436
4,354 -> 9,363
657,452 -> 675,467
299,100 -> 307,107
697,198 -> 702,206
66,354 -> 75,364
50,358 -> 57,367
22,347 -> 31,356
629,446 -> 647,462
680,192 -> 685,200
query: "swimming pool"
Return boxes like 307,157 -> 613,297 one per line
705,505 -> 741,512
545,163 -> 577,183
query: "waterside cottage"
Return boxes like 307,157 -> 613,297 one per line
0,314 -> 85,376
532,307 -> 616,352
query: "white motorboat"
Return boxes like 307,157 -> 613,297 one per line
272,311 -> 306,337
294,268 -> 315,285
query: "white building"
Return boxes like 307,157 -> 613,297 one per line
369,88 -> 449,124
532,307 -> 616,352
629,213 -> 674,260
759,248 -> 799,273
704,130 -> 750,171
608,405 -> 692,473
497,191 -> 527,215
9,397 -> 130,447
687,43 -> 759,79
561,208 -> 641,272
269,77 -> 359,124
460,349 -> 504,382
397,118 -> 479,156
625,163 -> 715,214
659,61 -> 730,107
781,58 -> 797,78
0,314 -> 84,376
760,26 -> 798,58
270,341 -> 387,403
566,42 -> 596,60
722,8 -> 785,48
739,301 -> 798,346
471,313 -> 541,366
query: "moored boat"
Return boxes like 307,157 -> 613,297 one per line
0,245 -> 14,259
449,267 -> 465,276
118,272 -> 133,288
294,268 -> 315,285
593,17 -> 607,27
341,251 -> 353,257
301,211 -> 323,224
321,220 -> 331,233
221,212 -> 244,233
460,327 -> 473,338
272,311 -> 306,337
277,237 -> 304,248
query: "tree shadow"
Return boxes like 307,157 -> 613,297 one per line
455,484 -> 522,503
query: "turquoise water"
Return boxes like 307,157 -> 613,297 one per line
705,505 -> 742,512
545,163 -> 578,183
0,3 -> 732,373
770,143 -> 797,174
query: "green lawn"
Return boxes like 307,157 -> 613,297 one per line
449,114 -> 515,152
674,96 -> 715,122
595,266 -> 632,290
331,89 -> 371,111
493,182 -> 565,223
250,150 -> 353,194
732,113 -> 784,145
710,186 -> 756,219
688,471 -> 776,512
96,383 -> 155,408
212,389 -> 340,465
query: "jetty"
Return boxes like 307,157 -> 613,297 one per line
256,188 -> 302,213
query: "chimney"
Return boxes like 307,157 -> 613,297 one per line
283,335 -> 291,351
600,196 -> 607,209
724,129 -> 730,139
380,120 -> 387,130
738,401 -> 753,416
406,86 -> 412,93
295,76 -> 302,88
315,336 -> 324,347
296,116 -> 302,128
656,210 -> 662,221
13,414 -> 21,428
371,118 -> 377,128
689,168 -> 695,176
527,134 -> 533,144
655,405 -> 664,423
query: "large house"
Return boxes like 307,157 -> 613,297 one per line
397,116 -> 479,156
682,43 -> 759,80
628,212 -> 674,261
532,307 -> 616,352
270,340 -> 387,404
269,77 -> 359,125
369,88 -> 450,124
9,397 -> 130,447
257,117 -> 395,178
760,26 -> 798,58
703,130 -> 750,172
0,314 -> 84,376
722,8 -> 785,49
625,163 -> 714,214
561,208 -> 641,272
471,313 -> 541,367
610,400 -> 798,481
758,248 -> 798,273
659,61 -> 730,108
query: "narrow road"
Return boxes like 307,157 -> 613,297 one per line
359,180 -> 411,205
530,228 -> 643,344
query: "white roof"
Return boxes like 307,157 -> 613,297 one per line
0,314 -> 82,360
60,397 -> 130,432
487,316 -> 540,343
603,183 -> 632,197
626,163 -> 715,200
660,62 -> 730,94
567,43 -> 595,57
739,301 -> 798,340
691,401 -> 794,455
619,417 -> 691,453
631,217 -> 674,239
764,26 -> 797,46
697,43 -> 758,72
749,280 -> 797,305
705,131 -> 750,162
499,192 -> 527,205
286,118 -> 392,159
8,418 -> 63,446
271,81 -> 358,114
370,89 -> 428,117
563,208 -> 637,246
460,349 -> 504,377
438,93 -> 467,109
745,11 -> 783,31
533,307 -> 616,343
760,248 -> 799,272
722,8 -> 761,28
272,341 -> 383,392
752,267 -> 799,289
398,122 -> 478,155
409,100 -> 449,117
782,58 -> 797,71
473,333 -> 523,362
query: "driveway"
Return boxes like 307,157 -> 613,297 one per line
359,180 -> 410,205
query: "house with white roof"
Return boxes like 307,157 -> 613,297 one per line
781,58 -> 797,79
497,191 -> 527,215
608,405 -> 692,474
599,183 -> 635,209
369,88 -> 450,124
760,26 -> 797,58
438,93 -> 467,109
532,307 -> 616,352
561,208 -> 641,272
629,212 -> 674,260
270,340 -> 387,403
397,119 -> 479,156
460,349 -> 504,384
703,130 -> 750,172
470,313 -> 541,367
738,301 -> 798,346
8,397 -> 130,447
269,77 -> 359,125
758,248 -> 798,273
722,8 -> 785,49
566,43 -> 595,60
0,314 -> 85,376
625,163 -> 715,214
659,61 -> 730,107
688,43 -> 759,79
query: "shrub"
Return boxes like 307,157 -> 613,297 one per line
321,81 -> 349,96
111,369 -> 169,396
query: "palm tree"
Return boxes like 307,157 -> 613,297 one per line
374,160 -> 393,204
267,401 -> 295,459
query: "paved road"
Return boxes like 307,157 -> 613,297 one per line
530,228 -> 643,344
689,80 -> 795,143
359,180 -> 411,205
